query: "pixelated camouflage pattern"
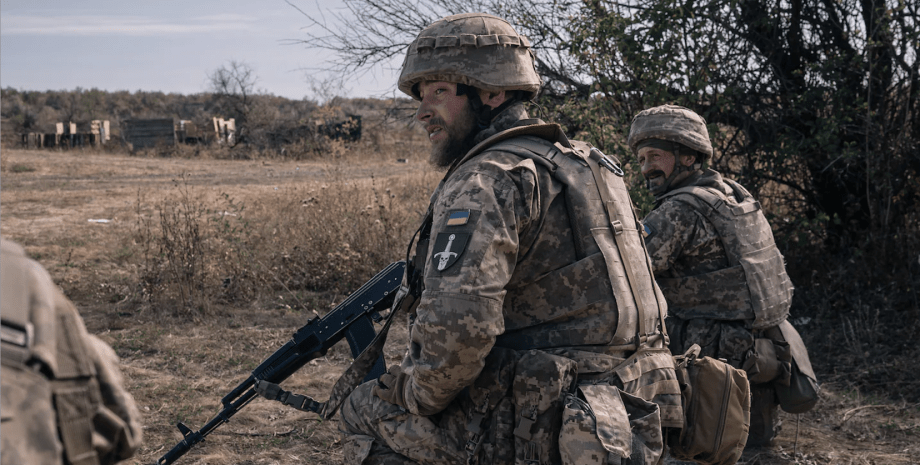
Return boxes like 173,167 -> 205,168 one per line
341,104 -> 678,464
509,350 -> 577,465
559,385 -> 664,465
340,382 -> 468,465
650,172 -> 793,329
0,238 -> 142,465
1,364 -> 64,465
643,169 -> 793,449
627,105 -> 713,163
398,13 -> 541,100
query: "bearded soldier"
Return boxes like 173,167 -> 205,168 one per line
336,13 -> 682,465
1,238 -> 143,465
629,105 -> 816,449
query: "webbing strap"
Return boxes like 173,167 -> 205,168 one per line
0,321 -> 32,367
320,290 -> 408,419
583,148 -> 669,346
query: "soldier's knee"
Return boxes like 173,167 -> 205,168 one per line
342,434 -> 376,465
340,381 -> 408,437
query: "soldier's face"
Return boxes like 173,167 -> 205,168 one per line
416,81 -> 478,167
638,146 -> 676,191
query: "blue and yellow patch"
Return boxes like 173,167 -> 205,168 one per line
445,209 -> 471,226
642,222 -> 655,239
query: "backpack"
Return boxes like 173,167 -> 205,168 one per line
669,344 -> 751,465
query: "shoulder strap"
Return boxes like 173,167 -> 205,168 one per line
579,145 -> 669,347
484,137 -> 669,348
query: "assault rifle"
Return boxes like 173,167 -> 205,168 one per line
155,261 -> 405,465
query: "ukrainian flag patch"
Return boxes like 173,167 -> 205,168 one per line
446,209 -> 471,226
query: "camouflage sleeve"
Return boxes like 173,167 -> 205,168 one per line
401,154 -> 538,416
642,197 -> 708,275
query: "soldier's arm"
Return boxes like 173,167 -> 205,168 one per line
400,160 -> 535,416
642,198 -> 705,274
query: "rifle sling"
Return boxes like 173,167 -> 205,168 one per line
319,297 -> 404,419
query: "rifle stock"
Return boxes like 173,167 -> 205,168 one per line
155,261 -> 405,464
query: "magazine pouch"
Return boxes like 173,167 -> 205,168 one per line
559,384 -> 663,465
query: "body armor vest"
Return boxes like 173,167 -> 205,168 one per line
655,179 -> 793,329
412,124 -> 668,351
1,240 -> 105,465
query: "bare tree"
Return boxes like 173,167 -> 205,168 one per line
289,0 -> 919,254
208,60 -> 259,145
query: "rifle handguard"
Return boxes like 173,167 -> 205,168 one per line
254,379 -> 323,413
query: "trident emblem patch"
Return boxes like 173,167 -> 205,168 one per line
431,232 -> 469,272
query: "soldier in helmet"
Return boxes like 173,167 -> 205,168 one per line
1,238 -> 143,465
336,13 -> 682,465
628,105 -> 814,449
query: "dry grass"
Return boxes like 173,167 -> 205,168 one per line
2,123 -> 919,465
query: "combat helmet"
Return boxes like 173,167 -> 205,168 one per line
627,105 -> 713,164
398,13 -> 541,100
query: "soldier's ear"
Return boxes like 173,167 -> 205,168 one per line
679,152 -> 698,167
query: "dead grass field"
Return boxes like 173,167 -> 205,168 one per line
2,146 -> 919,465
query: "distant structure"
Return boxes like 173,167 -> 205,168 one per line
176,120 -> 208,145
122,118 -> 176,149
315,114 -> 362,142
21,120 -> 110,149
213,117 -> 236,145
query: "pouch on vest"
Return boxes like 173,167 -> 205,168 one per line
774,320 -> 819,413
669,344 -> 750,465
613,348 -> 683,429
558,385 -> 663,465
511,350 -> 577,465
464,347 -> 518,465
742,337 -> 790,385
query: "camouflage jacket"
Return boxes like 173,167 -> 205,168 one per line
643,169 -> 792,328
397,104 -> 679,425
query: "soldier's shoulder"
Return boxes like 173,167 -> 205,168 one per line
656,192 -> 707,212
1,238 -> 26,257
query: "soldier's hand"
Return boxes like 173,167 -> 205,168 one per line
373,365 -> 410,409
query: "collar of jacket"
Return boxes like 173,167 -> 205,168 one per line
654,168 -> 732,204
444,108 -> 572,179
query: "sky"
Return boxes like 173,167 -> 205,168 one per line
0,0 -> 405,100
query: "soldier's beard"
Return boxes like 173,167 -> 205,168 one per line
428,105 -> 480,168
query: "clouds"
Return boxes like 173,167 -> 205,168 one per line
0,13 -> 256,36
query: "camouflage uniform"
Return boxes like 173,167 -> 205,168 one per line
629,106 -> 795,448
340,14 -> 681,465
1,238 -> 142,465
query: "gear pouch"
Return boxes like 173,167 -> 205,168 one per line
511,350 -> 577,465
559,385 -> 663,465
742,338 -> 786,384
775,320 -> 819,413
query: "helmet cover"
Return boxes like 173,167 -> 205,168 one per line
627,104 -> 713,163
398,13 -> 541,100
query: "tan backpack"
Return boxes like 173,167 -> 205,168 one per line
669,345 -> 751,465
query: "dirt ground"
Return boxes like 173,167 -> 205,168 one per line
2,147 -> 919,465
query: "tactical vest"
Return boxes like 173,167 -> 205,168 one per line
412,123 -> 668,351
655,179 -> 793,329
0,240 -> 105,465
